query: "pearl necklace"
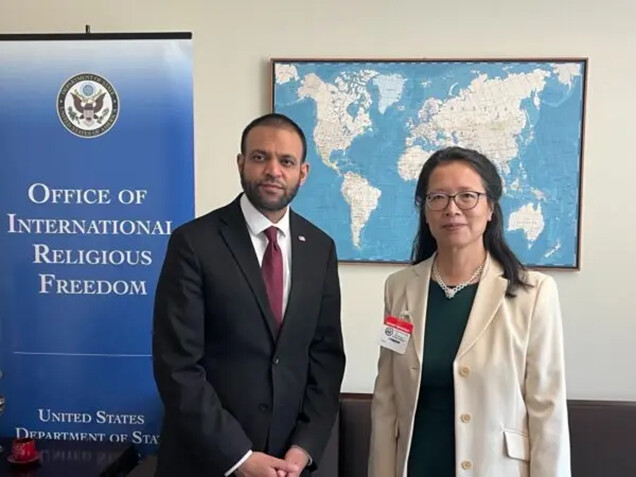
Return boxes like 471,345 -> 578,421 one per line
432,259 -> 485,299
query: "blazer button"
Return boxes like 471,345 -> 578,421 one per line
259,403 -> 271,412
461,460 -> 472,470
459,366 -> 470,377
460,413 -> 471,423
272,357 -> 280,365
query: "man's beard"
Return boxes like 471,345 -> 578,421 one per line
240,170 -> 300,212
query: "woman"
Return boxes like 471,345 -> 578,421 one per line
368,147 -> 570,477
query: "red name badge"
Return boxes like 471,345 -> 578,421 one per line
379,315 -> 413,354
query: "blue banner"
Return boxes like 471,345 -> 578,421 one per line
0,34 -> 194,448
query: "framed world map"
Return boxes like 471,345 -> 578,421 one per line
271,58 -> 587,268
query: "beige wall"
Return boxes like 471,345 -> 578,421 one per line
2,0 -> 635,399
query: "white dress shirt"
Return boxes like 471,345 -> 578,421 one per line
240,193 -> 291,315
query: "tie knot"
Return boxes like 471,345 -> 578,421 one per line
264,226 -> 278,243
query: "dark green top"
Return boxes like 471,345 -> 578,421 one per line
407,280 -> 477,477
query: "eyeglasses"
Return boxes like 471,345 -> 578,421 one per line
425,191 -> 488,211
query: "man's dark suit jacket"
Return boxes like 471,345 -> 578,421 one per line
152,196 -> 346,476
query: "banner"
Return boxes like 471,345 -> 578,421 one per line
0,33 -> 194,448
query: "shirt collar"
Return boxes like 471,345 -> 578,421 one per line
240,193 -> 290,238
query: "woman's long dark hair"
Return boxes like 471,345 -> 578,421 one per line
411,146 -> 530,296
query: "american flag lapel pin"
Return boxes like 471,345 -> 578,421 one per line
298,235 -> 306,242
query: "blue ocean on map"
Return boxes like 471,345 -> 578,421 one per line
274,61 -> 585,267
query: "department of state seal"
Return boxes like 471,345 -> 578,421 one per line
57,73 -> 119,138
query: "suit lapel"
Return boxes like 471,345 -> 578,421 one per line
277,212 -> 310,340
456,255 -> 508,359
219,198 -> 278,340
405,260 -> 433,364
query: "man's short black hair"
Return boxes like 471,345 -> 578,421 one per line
240,113 -> 307,162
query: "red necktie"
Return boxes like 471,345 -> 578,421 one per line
261,226 -> 283,325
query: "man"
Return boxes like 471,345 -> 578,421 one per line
152,113 -> 346,477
